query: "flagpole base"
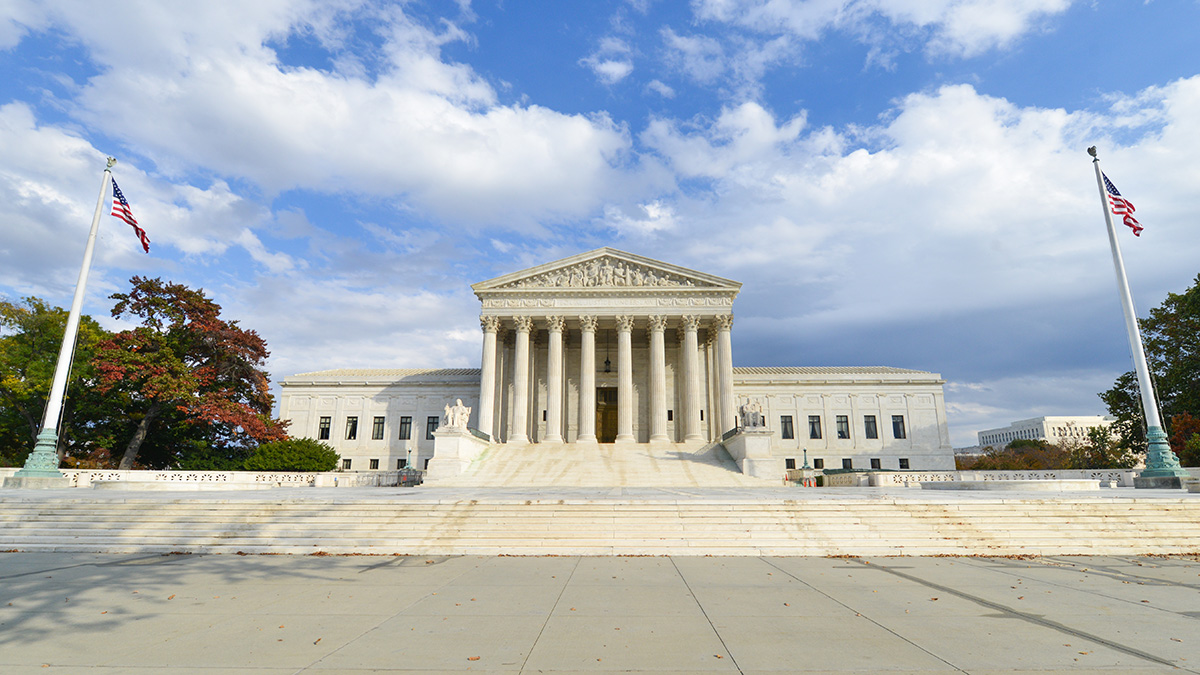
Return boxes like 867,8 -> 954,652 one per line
11,429 -> 65,479
1134,426 -> 1189,488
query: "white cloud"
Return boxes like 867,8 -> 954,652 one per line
581,37 -> 635,85
646,79 -> 676,98
661,27 -> 726,84
601,200 -> 678,236
18,1 -> 630,227
692,0 -> 1074,58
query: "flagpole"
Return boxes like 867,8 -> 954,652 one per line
1087,146 -> 1187,486
9,157 -> 116,485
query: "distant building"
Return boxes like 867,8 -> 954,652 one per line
977,416 -> 1114,449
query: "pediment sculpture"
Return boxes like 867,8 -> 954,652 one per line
500,256 -> 701,289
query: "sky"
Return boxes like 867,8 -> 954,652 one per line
2,0 -> 1199,448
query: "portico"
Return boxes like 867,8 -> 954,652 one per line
472,248 -> 741,445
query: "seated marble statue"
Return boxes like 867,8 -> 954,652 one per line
442,399 -> 472,430
739,398 -> 765,429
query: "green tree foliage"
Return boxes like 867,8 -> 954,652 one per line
1100,273 -> 1200,463
243,438 -> 339,472
1168,412 -> 1200,467
1068,425 -> 1139,469
0,298 -> 110,466
93,277 -> 287,469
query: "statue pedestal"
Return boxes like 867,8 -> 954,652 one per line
425,427 -> 491,481
722,428 -> 776,479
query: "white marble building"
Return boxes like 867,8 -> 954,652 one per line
280,248 -> 955,474
977,416 -> 1114,449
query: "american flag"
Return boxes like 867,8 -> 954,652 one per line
111,179 -> 150,253
1102,172 -> 1143,237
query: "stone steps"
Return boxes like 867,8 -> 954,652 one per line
3,492 -> 1200,556
431,441 -> 778,487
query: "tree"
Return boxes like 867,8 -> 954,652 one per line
0,297 -> 110,466
244,439 -> 339,472
1100,273 -> 1200,463
1067,425 -> 1139,469
93,277 -> 286,469
958,439 -> 1071,470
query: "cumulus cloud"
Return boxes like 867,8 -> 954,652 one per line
17,1 -> 630,227
581,37 -> 635,85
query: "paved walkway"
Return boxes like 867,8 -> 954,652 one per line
2,552 -> 1198,673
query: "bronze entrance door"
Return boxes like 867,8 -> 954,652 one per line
596,387 -> 618,443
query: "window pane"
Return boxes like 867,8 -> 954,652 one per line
892,415 -> 906,439
318,416 -> 331,440
813,458 -> 824,469
372,416 -> 385,440
864,415 -> 878,439
836,415 -> 850,439
785,458 -> 796,469
781,415 -> 794,440
870,458 -> 881,469
399,416 -> 412,440
369,459 -> 379,470
426,416 -> 439,440
341,458 -> 352,470
808,416 -> 822,439
899,458 -> 910,469
842,458 -> 852,470
345,417 -> 358,440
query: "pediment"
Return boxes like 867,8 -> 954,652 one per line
473,248 -> 740,293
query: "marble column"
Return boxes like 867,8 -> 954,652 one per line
477,316 -> 500,439
545,316 -> 565,443
714,314 -> 735,438
705,334 -> 719,439
615,315 -> 635,443
577,316 -> 597,443
510,316 -> 533,443
648,315 -> 668,443
680,315 -> 703,441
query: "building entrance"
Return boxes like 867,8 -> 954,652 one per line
596,387 -> 618,443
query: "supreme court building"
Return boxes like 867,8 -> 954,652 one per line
280,248 -> 955,475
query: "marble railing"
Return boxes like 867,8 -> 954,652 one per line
0,468 -> 417,488
822,469 -> 1139,488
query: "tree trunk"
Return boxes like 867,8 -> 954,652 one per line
119,403 -> 161,470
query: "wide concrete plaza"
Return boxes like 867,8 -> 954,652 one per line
2,551 -> 1198,674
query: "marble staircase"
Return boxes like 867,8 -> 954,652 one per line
2,489 -> 1200,556
430,441 -> 779,488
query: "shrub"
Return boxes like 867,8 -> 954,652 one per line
243,438 -> 339,472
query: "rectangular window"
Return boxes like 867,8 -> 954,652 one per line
870,458 -> 881,470
341,458 -> 352,470
864,415 -> 878,439
397,458 -> 406,470
842,458 -> 853,470
345,416 -> 358,440
425,416 -> 439,440
423,458 -> 431,470
542,410 -> 547,421
372,416 -> 385,440
369,458 -> 379,470
700,410 -> 704,421
398,416 -> 412,440
899,458 -> 910,469
836,415 -> 850,439
781,415 -> 794,440
808,415 -> 822,439
892,415 -> 907,439
318,416 -> 331,440
785,458 -> 796,470
667,410 -> 673,421
813,458 -> 824,469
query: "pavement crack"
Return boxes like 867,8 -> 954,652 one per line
518,555 -> 581,673
761,558 -> 967,674
859,558 -> 1197,673
672,556 -> 746,673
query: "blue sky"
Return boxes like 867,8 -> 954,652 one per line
2,0 -> 1200,446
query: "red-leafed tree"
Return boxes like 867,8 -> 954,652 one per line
93,277 -> 286,469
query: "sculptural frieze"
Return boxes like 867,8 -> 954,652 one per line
498,256 -> 704,289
